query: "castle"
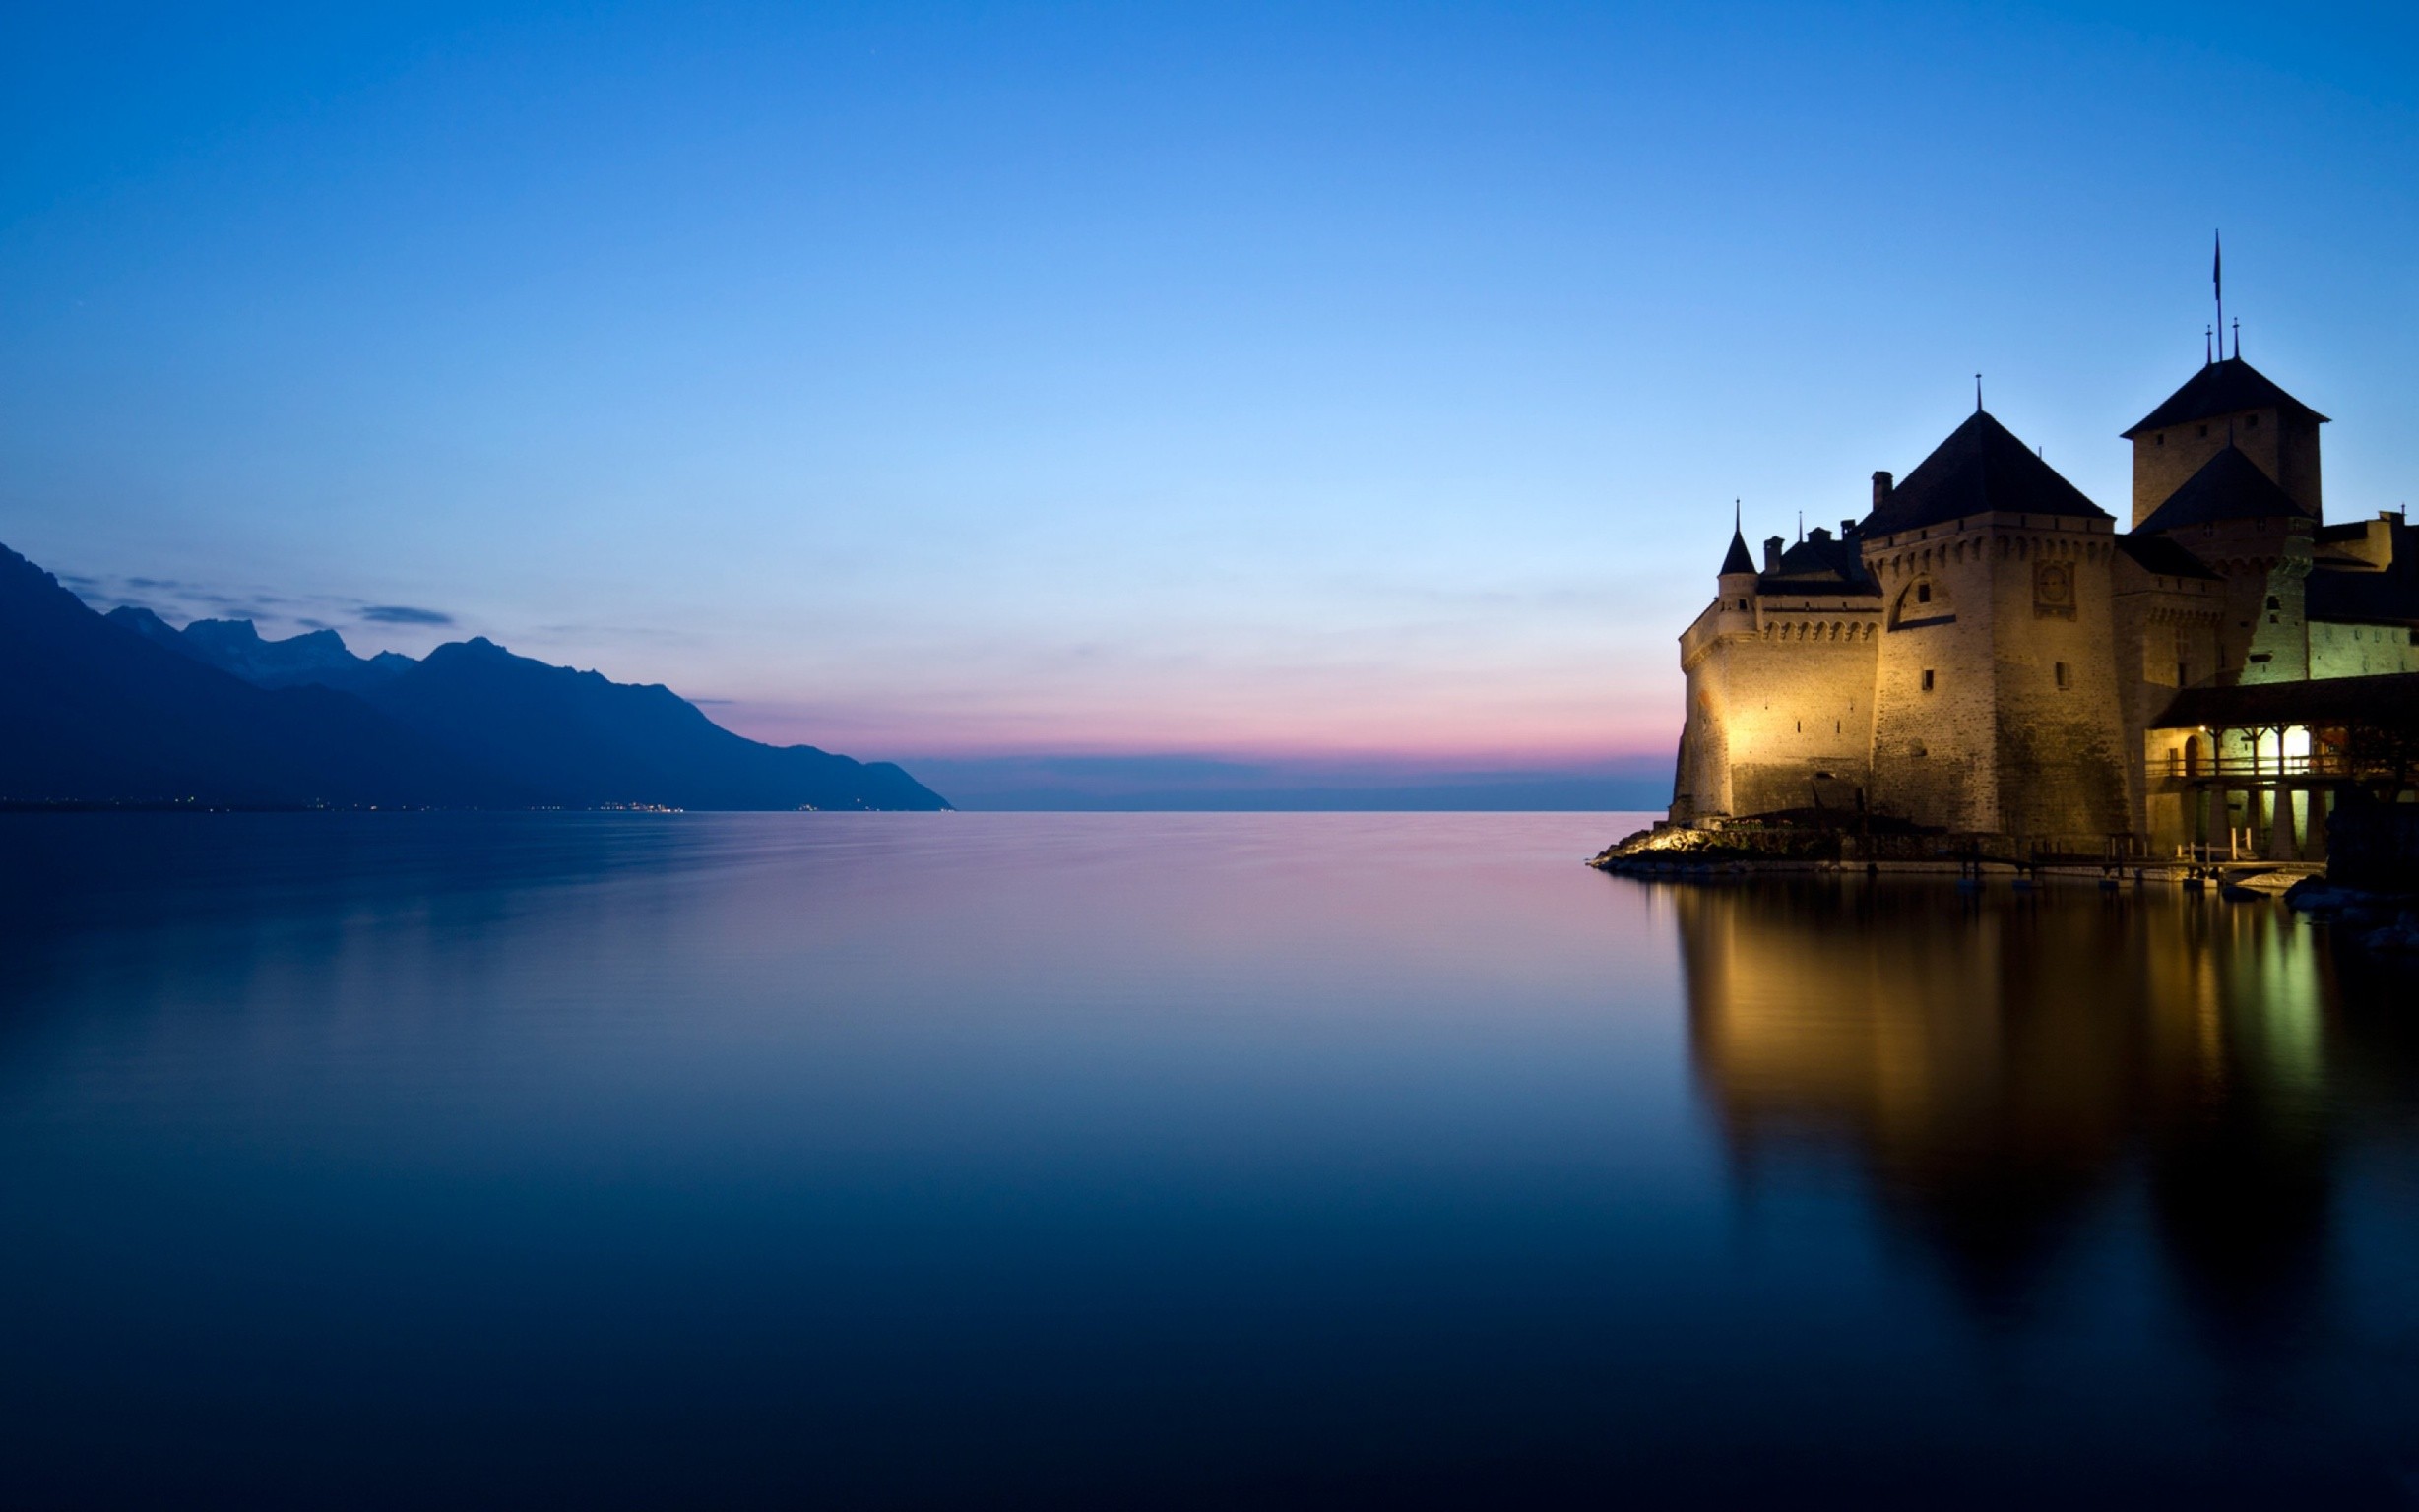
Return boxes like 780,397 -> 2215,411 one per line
1670,340 -> 2419,858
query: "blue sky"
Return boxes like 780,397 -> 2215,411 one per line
4,2 -> 2416,803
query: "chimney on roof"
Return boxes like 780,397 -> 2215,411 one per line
1872,472 -> 1893,511
1762,536 -> 1784,572
1841,519 -> 1857,536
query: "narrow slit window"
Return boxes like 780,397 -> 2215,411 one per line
2055,662 -> 2070,689
1921,669 -> 1936,692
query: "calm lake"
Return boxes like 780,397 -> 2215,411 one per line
2,812 -> 2415,1508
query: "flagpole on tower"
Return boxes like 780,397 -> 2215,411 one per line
2213,230 -> 2224,361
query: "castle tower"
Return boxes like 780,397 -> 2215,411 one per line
1716,519 -> 1758,619
1859,410 -> 2132,840
1672,513 -> 1881,827
2131,445 -> 2314,683
2123,355 -> 2327,529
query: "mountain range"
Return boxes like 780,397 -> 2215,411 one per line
0,540 -> 949,811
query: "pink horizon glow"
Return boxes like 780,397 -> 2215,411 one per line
703,691 -> 1686,769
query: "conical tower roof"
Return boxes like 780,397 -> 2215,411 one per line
1719,525 -> 1756,576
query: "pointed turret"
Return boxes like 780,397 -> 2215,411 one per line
1719,526 -> 1756,577
1713,506 -> 1759,624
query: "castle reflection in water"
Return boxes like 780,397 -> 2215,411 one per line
1669,880 -> 2417,1342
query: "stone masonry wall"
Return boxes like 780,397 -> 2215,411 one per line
2129,407 -> 2321,528
1718,610 -> 1879,817
2310,620 -> 2419,679
2111,557 -> 2223,852
1985,526 -> 2133,841
1674,594 -> 1879,822
1866,524 -> 2003,831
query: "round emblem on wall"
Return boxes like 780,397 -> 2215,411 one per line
2034,560 -> 2076,619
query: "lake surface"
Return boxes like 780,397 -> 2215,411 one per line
3,811 -> 2416,1508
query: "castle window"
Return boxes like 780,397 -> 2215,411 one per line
2155,433 -> 2165,447
2197,423 -> 2209,438
2055,662 -> 2070,689
1916,582 -> 1932,604
2265,596 -> 2280,610
2246,413 -> 2260,428
1921,669 -> 1936,692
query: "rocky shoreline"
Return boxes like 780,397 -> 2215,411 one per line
1589,825 -> 2419,955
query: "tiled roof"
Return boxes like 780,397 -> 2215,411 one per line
2151,670 -> 2419,730
1757,532 -> 1878,596
2306,517 -> 2419,625
2123,356 -> 2328,439
2134,446 -> 2302,535
1719,527 -> 1756,576
2115,534 -> 2220,582
1862,410 -> 2110,536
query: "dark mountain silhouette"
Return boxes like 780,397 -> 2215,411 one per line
359,637 -> 947,810
106,607 -> 415,694
1,546 -> 524,807
5,543 -> 949,811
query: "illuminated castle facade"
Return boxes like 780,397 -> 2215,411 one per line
1670,346 -> 2419,853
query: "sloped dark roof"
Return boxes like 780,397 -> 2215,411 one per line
2151,670 -> 2419,730
2134,445 -> 2302,535
2115,534 -> 2220,581
1720,527 -> 1756,576
1757,532 -> 1879,596
2123,355 -> 2328,438
2306,517 -> 2419,625
1861,410 -> 2111,536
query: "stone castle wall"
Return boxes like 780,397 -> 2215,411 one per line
2310,620 -> 2419,678
1981,527 -> 2133,841
1866,525 -> 2005,832
1676,594 -> 1878,821
2111,556 -> 2224,851
2129,407 -> 2321,527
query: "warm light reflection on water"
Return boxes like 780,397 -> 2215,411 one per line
0,813 -> 2414,1508
1674,882 -> 2361,1332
